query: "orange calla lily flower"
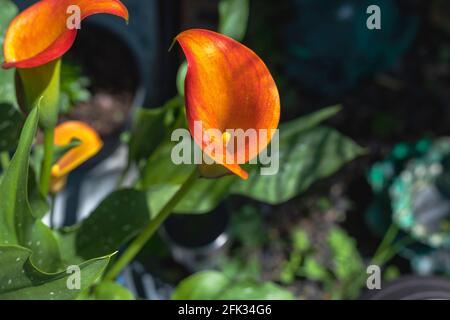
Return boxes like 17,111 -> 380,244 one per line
176,29 -> 280,180
2,0 -> 128,69
50,121 -> 102,193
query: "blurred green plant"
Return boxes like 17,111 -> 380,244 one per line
230,204 -> 267,248
279,226 -> 365,299
93,281 -> 135,300
172,271 -> 293,300
219,0 -> 250,42
59,60 -> 91,115
0,103 -> 23,155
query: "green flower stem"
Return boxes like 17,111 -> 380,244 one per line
372,223 -> 399,261
346,234 -> 413,297
0,152 -> 10,171
372,235 -> 415,266
348,224 -> 412,295
105,169 -> 199,281
39,127 -> 54,196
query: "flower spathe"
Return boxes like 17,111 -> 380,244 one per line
2,0 -> 128,130
176,29 -> 280,180
50,121 -> 102,193
2,0 -> 128,69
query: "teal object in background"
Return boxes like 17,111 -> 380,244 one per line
284,0 -> 418,96
367,138 -> 450,275
366,139 -> 431,237
390,139 -> 450,249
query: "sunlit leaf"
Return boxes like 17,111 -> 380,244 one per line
57,189 -> 151,264
140,107 -> 361,213
172,270 -> 293,300
0,108 -> 61,272
231,125 -> 364,204
0,246 -> 111,300
128,97 -> 184,164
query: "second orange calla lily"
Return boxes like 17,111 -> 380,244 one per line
2,0 -> 128,69
176,29 -> 280,180
50,121 -> 103,193
2,0 -> 128,130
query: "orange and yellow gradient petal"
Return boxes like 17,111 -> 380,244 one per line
2,0 -> 128,69
50,121 -> 102,193
176,29 -> 280,180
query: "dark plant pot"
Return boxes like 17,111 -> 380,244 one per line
361,276 -> 450,300
160,205 -> 232,271
119,206 -> 232,300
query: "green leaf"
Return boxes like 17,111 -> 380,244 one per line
141,142 -> 195,187
0,102 -> 23,152
280,105 -> 341,136
57,189 -> 151,264
302,257 -> 330,281
219,0 -> 250,41
172,271 -> 229,300
292,229 -> 310,252
147,175 -> 235,214
327,227 -> 364,282
0,245 -> 111,300
172,271 -> 293,300
221,255 -> 262,281
140,107 -> 362,213
0,0 -> 18,106
175,176 -> 237,213
141,142 -> 236,214
232,125 -> 364,204
0,108 -> 62,272
218,280 -> 294,300
94,281 -> 134,300
0,109 -> 35,220
128,96 -> 183,164
59,60 -> 91,115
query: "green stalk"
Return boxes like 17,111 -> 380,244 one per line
104,169 -> 199,281
39,127 -> 54,196
371,223 -> 399,261
372,236 -> 415,266
347,224 -> 409,296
